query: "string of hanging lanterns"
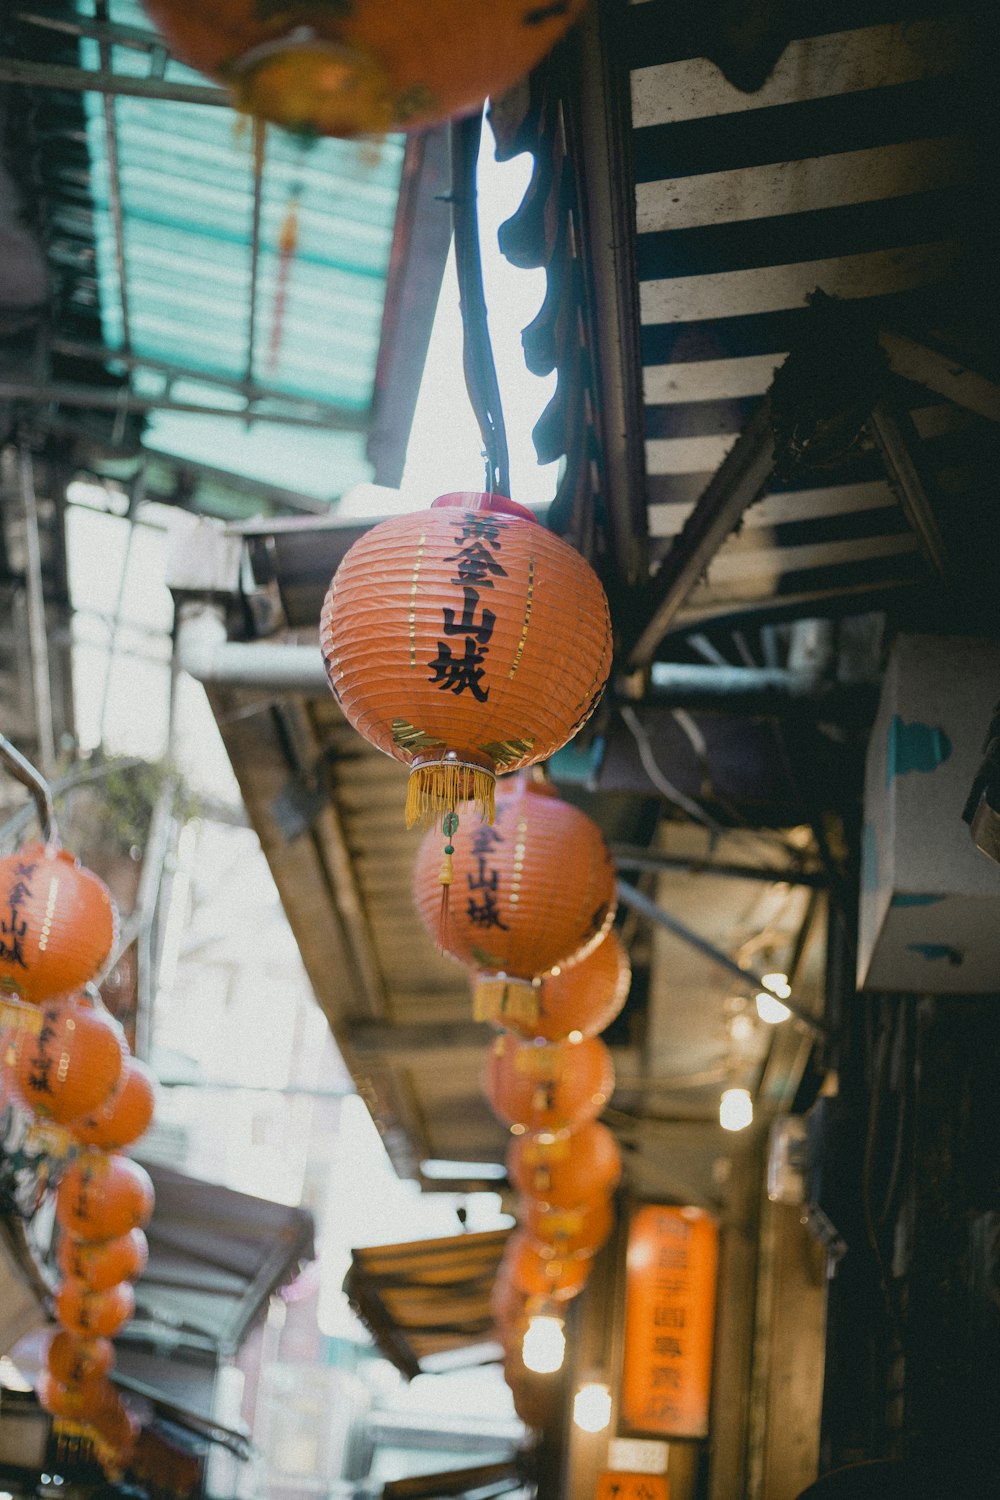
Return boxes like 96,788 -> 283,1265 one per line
0,737 -> 158,1480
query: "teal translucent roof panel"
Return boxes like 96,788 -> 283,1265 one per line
75,0 -> 406,502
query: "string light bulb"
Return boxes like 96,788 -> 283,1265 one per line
573,1381 -> 612,1432
755,990 -> 792,1025
720,1087 -> 753,1132
522,1314 -> 566,1374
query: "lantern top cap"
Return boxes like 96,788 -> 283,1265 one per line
429,492 -> 539,525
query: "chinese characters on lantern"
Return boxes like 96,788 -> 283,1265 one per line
621,1206 -> 719,1439
0,855 -> 36,970
595,1473 -> 669,1500
428,514 -> 508,700
468,823 -> 509,931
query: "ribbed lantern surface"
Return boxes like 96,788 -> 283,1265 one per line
142,2 -> 587,138
55,1152 -> 155,1241
413,778 -> 615,981
507,1120 -> 622,1208
483,1034 -> 615,1133
57,1229 -> 149,1291
11,997 -> 125,1124
0,843 -> 117,1003
54,1279 -> 135,1339
36,1371 -> 112,1422
520,1193 -> 615,1260
481,928 -> 631,1040
322,494 -> 611,829
71,1058 -> 156,1150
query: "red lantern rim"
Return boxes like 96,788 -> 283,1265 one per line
429,491 -> 538,525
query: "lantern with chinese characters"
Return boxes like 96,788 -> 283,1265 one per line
322,494 -> 611,834
498,1228 -> 591,1302
0,842 -> 117,1004
480,929 -> 631,1040
47,1330 -> 116,1387
11,996 -> 125,1125
520,1193 -> 615,1260
71,1057 -> 156,1151
141,1 -> 587,138
413,777 -> 615,1002
53,1278 -> 136,1338
57,1228 -> 148,1291
483,1034 -> 615,1134
507,1120 -> 622,1209
55,1152 -> 155,1242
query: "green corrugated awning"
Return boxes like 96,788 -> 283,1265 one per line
75,0 -> 407,502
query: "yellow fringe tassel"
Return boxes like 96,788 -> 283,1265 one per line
0,994 -> 43,1033
473,977 -> 539,1027
405,762 -> 496,829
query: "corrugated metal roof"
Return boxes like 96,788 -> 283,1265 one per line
45,0 -> 407,499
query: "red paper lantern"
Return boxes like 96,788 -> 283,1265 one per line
141,1 -> 586,138
520,1193 -> 615,1260
36,1371 -> 114,1422
57,1228 -> 149,1291
480,929 -> 631,1041
413,778 -> 615,994
0,842 -> 117,1003
53,1279 -> 136,1338
498,1228 -> 591,1302
46,1330 -> 116,1386
507,1121 -> 622,1208
11,997 -> 125,1124
322,494 -> 611,832
55,1152 -> 155,1241
483,1034 -> 615,1134
71,1058 -> 157,1151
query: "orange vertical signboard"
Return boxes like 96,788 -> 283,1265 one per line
621,1204 -> 719,1439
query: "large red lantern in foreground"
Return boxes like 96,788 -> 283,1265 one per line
11,997 -> 125,1124
71,1058 -> 156,1151
55,1152 -> 155,1241
142,3 -> 587,139
484,1034 -> 615,1134
322,494 -> 611,832
413,777 -> 615,990
0,843 -> 117,1003
507,1120 -> 622,1208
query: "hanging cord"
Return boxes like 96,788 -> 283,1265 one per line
0,733 -> 57,847
451,111 -> 511,498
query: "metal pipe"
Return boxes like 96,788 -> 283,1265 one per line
611,844 -> 826,888
0,377 -> 368,430
0,56 -> 230,105
176,602 -> 327,692
615,878 -> 827,1036
0,733 -> 57,845
18,450 -> 56,777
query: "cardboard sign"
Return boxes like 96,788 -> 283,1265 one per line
596,1473 -> 669,1500
621,1205 -> 719,1439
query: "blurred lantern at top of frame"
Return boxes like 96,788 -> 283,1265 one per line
321,493 -> 611,835
413,776 -> 616,995
507,1120 -> 623,1208
56,1151 -> 155,1242
479,929 -> 631,1041
71,1057 -> 157,1151
10,995 -> 125,1124
483,1033 -> 615,1134
0,842 -> 118,1004
140,3 -> 587,142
